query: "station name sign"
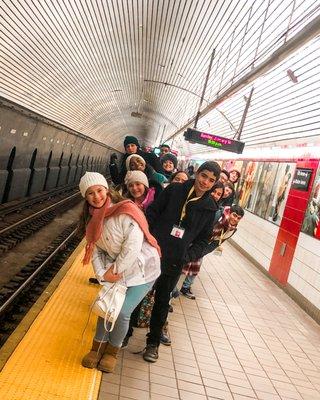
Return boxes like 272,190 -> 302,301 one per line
291,168 -> 312,191
184,128 -> 245,154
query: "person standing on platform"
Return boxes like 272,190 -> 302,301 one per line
142,161 -> 221,363
159,143 -> 171,157
160,153 -> 178,180
79,172 -> 161,373
180,204 -> 244,299
109,136 -> 164,185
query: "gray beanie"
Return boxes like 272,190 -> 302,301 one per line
79,172 -> 108,197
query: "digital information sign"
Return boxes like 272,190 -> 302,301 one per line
184,128 -> 245,154
291,168 -> 313,191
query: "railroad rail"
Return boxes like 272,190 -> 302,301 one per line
0,190 -> 82,255
0,224 -> 82,347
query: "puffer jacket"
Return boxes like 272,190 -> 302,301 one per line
92,214 -> 161,287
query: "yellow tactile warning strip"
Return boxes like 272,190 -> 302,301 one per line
0,246 -> 101,400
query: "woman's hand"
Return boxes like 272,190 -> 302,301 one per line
103,266 -> 122,283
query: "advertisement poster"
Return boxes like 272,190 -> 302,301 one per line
267,163 -> 295,225
301,166 -> 320,239
238,161 -> 259,209
253,163 -> 279,218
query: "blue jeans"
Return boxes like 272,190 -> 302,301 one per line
94,281 -> 154,347
182,274 -> 196,290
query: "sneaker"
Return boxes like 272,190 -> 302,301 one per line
121,334 -> 130,349
143,344 -> 159,363
180,287 -> 196,300
160,328 -> 171,346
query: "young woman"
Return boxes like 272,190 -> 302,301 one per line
160,153 -> 178,180
229,169 -> 241,185
125,170 -> 155,213
220,182 -> 235,207
211,181 -> 224,203
126,154 -> 167,186
170,170 -> 189,184
79,172 -> 161,373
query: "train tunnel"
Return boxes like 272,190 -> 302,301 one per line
0,1 -> 320,399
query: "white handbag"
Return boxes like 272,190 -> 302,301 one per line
92,281 -> 127,332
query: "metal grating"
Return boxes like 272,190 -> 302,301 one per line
1,0 -> 320,153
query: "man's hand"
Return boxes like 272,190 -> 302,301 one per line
103,266 -> 122,283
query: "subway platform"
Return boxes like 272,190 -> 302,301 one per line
0,241 -> 319,400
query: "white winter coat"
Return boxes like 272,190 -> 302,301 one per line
92,213 -> 161,287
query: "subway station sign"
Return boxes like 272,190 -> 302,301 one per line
184,128 -> 245,154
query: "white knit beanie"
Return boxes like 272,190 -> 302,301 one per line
125,171 -> 149,188
79,172 -> 109,197
126,154 -> 146,170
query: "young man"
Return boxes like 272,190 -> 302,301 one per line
159,143 -> 171,157
143,161 -> 221,363
180,204 -> 245,299
109,136 -> 164,185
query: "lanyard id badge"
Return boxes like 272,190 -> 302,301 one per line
170,224 -> 185,239
213,245 -> 223,256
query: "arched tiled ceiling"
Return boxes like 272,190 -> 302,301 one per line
1,0 -> 320,154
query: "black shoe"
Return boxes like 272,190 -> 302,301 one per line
168,305 -> 173,313
160,328 -> 171,346
89,277 -> 99,284
121,334 -> 131,349
180,287 -> 196,300
170,287 -> 180,299
143,344 -> 159,363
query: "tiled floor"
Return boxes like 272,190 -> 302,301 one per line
98,242 -> 320,400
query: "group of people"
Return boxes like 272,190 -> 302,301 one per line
78,135 -> 245,374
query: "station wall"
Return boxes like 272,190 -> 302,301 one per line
0,101 -> 121,203
289,234 -> 320,310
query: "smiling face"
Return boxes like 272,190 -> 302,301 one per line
163,160 -> 175,172
194,169 -> 217,196
211,187 -> 224,202
229,170 -> 239,183
219,172 -> 229,184
172,172 -> 188,184
128,182 -> 146,200
223,185 -> 233,198
129,156 -> 145,171
85,185 -> 108,208
229,212 -> 242,227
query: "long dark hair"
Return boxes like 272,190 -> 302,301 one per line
77,189 -> 125,235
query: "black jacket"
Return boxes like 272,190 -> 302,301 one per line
146,180 -> 218,275
109,149 -> 165,185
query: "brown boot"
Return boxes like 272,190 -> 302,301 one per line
97,343 -> 120,373
81,340 -> 107,369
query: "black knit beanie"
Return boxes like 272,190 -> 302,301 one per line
161,153 -> 178,168
124,136 -> 140,148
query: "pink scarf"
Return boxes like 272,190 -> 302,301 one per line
82,197 -> 161,265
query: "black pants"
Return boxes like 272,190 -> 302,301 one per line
147,270 -> 181,346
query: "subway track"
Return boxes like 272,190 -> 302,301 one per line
0,223 -> 82,348
0,186 -> 82,255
